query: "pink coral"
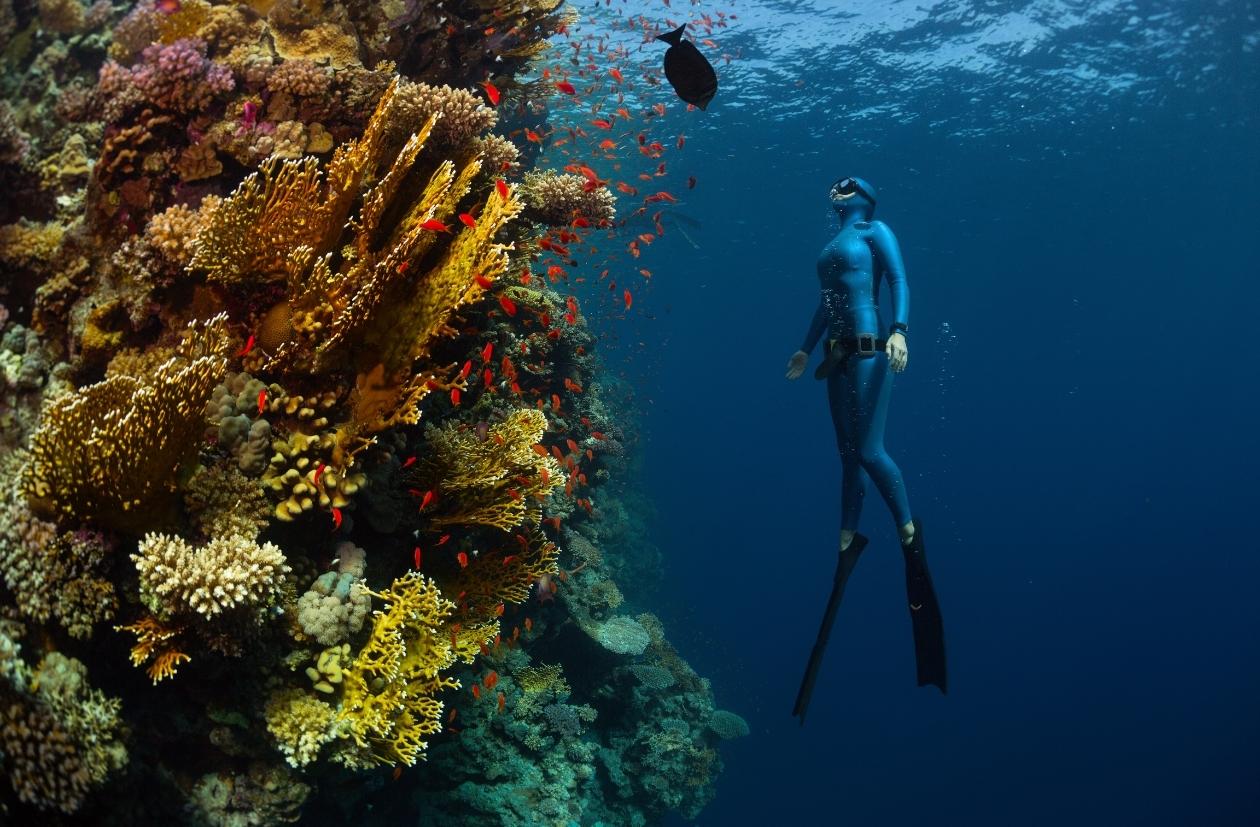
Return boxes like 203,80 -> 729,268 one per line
98,38 -> 234,119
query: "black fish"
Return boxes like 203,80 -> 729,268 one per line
655,24 -> 718,110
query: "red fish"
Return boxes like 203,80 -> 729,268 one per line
496,179 -> 509,201
644,191 -> 678,204
451,387 -> 461,406
591,119 -> 613,130
610,67 -> 623,83
257,388 -> 267,415
551,393 -> 562,411
471,683 -> 480,700
555,81 -> 577,95
331,507 -> 342,530
563,378 -> 583,393
155,0 -> 180,13
525,128 -> 542,143
483,368 -> 493,386
313,462 -> 326,487
497,691 -> 506,714
624,288 -> 633,310
677,135 -> 686,149
499,296 -> 518,316
484,670 -> 499,689
437,533 -> 450,545
566,438 -> 580,454
457,551 -> 469,568
480,80 -> 501,106
402,455 -> 417,468
236,335 -> 255,357
482,341 -> 494,362
475,273 -> 494,290
420,490 -> 435,510
421,218 -> 449,232
458,213 -> 477,228
460,360 -> 473,380
494,604 -> 504,618
413,546 -> 422,569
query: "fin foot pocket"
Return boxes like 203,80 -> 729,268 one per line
902,519 -> 947,694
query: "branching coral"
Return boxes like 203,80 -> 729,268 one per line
20,314 -> 231,531
115,615 -> 191,684
265,688 -> 341,768
418,408 -> 564,532
132,531 -> 291,620
521,170 -> 617,226
338,571 -> 460,766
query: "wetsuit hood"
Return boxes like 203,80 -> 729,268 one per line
830,176 -> 877,221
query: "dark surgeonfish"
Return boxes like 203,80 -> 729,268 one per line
655,24 -> 717,110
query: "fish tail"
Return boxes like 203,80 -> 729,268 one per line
655,23 -> 686,46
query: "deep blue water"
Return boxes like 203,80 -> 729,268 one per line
573,1 -> 1260,824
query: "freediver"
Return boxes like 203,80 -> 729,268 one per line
787,176 -> 946,723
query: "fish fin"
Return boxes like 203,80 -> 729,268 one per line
655,23 -> 686,46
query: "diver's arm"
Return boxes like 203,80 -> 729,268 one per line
871,221 -> 909,372
786,299 -> 825,380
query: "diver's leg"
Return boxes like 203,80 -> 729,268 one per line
847,354 -> 912,528
827,368 -> 870,549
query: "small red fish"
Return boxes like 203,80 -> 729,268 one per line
591,118 -> 613,130
474,273 -> 494,290
481,341 -> 494,361
331,507 -> 342,531
313,462 -> 326,487
496,179 -> 509,202
458,213 -> 477,228
459,360 -> 473,380
420,490 -> 435,510
236,335 -> 255,357
555,81 -> 577,95
497,691 -> 506,713
483,368 -> 493,386
413,546 -> 422,569
392,766 -> 403,781
257,388 -> 267,415
525,617 -> 533,632
494,604 -> 505,618
421,218 -> 449,232
566,438 -> 580,454
402,455 -> 417,468
451,387 -> 461,405
155,0 -> 180,13
525,128 -> 542,143
471,683 -> 480,700
610,67 -> 623,83
677,135 -> 686,149
436,533 -> 450,545
499,296 -> 518,316
502,554 -> 517,566
624,289 -> 633,310
551,393 -> 562,411
457,551 -> 469,568
480,80 -> 501,106
484,670 -> 499,689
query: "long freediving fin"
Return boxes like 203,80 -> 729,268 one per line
901,518 -> 947,694
793,534 -> 868,725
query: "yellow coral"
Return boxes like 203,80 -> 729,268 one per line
516,663 -> 569,695
446,527 -> 559,617
419,408 -> 564,532
262,429 -> 365,521
115,616 -> 191,684
338,571 -> 460,766
265,689 -> 340,768
20,315 -> 231,531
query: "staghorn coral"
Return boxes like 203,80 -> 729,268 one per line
520,169 -> 617,226
418,407 -> 564,532
20,314 -> 231,531
98,38 -> 235,118
338,570 -> 460,767
115,615 -> 191,684
132,531 -> 291,620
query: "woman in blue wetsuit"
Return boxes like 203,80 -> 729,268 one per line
789,177 -> 946,720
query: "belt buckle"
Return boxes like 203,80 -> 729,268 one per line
856,333 -> 876,355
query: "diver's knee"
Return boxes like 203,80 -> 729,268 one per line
857,448 -> 888,469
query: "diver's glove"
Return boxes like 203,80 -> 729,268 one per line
886,333 -> 908,373
785,350 -> 808,380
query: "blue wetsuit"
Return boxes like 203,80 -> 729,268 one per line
800,185 -> 913,532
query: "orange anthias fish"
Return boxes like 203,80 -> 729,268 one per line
475,273 -> 494,290
610,67 -> 623,83
496,179 -> 509,201
458,213 -> 477,228
525,128 -> 543,143
480,80 -> 501,106
624,289 -> 633,310
421,218 -> 450,232
471,683 -> 480,700
313,462 -> 326,487
331,507 -> 342,531
257,388 -> 267,415
484,670 -> 499,689
413,546 -> 422,569
459,360 -> 473,380
236,334 -> 255,357
499,296 -> 518,316
555,80 -> 577,95
497,691 -> 506,713
457,551 -> 469,568
420,490 -> 435,510
451,387 -> 461,406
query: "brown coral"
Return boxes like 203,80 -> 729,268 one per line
20,315 -> 231,531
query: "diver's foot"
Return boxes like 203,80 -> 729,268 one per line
899,520 -> 916,548
840,530 -> 856,552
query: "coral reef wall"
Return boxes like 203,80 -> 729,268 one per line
0,0 -> 744,824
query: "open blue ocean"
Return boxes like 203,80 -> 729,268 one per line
602,1 -> 1260,824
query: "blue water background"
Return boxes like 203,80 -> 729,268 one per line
575,1 -> 1260,824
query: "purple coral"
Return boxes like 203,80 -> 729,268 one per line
98,38 -> 234,119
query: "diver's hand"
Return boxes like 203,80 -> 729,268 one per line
785,350 -> 808,380
886,332 -> 908,373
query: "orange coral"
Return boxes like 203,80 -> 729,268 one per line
115,616 -> 192,684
